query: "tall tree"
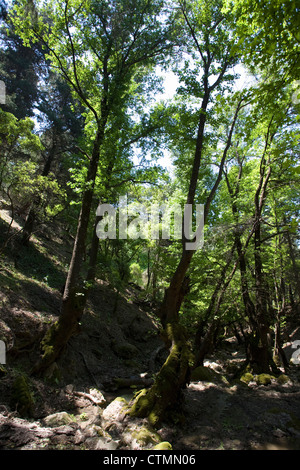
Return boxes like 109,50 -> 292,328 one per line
129,0 -> 244,426
12,0 -> 174,374
221,90 -> 299,373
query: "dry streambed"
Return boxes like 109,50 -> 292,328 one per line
1,364 -> 300,451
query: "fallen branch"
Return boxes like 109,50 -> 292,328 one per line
73,391 -> 105,406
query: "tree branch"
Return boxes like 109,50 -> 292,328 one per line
64,0 -> 99,122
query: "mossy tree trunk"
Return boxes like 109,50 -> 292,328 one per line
129,252 -> 194,426
31,125 -> 106,376
129,6 -> 244,421
129,322 -> 192,427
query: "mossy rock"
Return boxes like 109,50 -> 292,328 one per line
43,411 -> 76,427
276,374 -> 291,385
191,366 -> 215,382
11,374 -> 34,417
102,397 -> 130,422
133,425 -> 161,446
240,372 -> 254,385
152,441 -> 173,450
255,374 -> 274,386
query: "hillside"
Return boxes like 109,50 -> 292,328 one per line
1,208 -> 300,451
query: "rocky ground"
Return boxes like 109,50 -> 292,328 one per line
1,292 -> 300,451
1,210 -> 300,451
1,355 -> 300,451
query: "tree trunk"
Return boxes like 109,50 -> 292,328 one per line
129,87 -> 208,423
285,227 -> 300,303
129,91 -> 243,424
194,241 -> 237,367
226,148 -> 276,374
31,126 -> 105,375
128,322 -> 192,427
21,206 -> 37,246
250,163 -> 274,373
194,319 -> 220,367
274,318 -> 289,371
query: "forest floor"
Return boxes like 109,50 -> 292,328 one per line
1,209 -> 300,451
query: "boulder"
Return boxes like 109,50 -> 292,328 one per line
102,397 -> 129,423
43,411 -> 76,428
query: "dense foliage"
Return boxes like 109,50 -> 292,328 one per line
0,0 -> 299,423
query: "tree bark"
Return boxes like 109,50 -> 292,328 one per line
226,147 -> 278,374
128,81 -> 209,423
128,322 -> 192,427
194,242 -> 237,367
194,319 -> 220,367
129,70 -> 244,424
31,123 -> 107,375
285,226 -> 300,304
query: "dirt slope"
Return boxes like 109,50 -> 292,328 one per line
1,210 -> 300,451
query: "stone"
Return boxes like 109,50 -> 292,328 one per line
74,429 -> 85,445
94,438 -> 119,450
88,388 -> 106,405
240,372 -> 254,385
43,412 -> 76,428
102,397 -> 129,423
276,374 -> 291,385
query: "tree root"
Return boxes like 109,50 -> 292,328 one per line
128,322 -> 192,427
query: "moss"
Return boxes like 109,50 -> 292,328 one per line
32,318 -> 78,376
148,409 -> 161,427
11,374 -> 34,417
240,372 -> 254,385
40,321 -> 59,360
191,366 -> 228,386
152,442 -> 173,450
276,374 -> 290,385
255,373 -> 273,386
128,389 -> 150,418
133,426 -> 161,446
129,322 -> 191,427
273,354 -> 281,367
115,396 -> 129,406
